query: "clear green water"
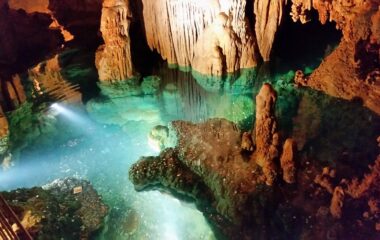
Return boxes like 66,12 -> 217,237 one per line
1,51 -> 379,239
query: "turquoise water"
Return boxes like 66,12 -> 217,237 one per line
1,50 -> 379,239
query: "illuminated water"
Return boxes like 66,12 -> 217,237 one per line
1,50 -> 379,239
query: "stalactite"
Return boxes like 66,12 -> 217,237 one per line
96,0 -> 134,82
142,0 -> 258,77
254,0 -> 287,61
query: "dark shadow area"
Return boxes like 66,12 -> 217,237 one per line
272,6 -> 342,72
129,0 -> 162,77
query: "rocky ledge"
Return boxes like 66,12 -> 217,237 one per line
129,83 -> 380,239
1,178 -> 108,239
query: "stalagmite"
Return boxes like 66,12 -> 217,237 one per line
280,138 -> 297,184
330,186 -> 345,219
254,0 -> 287,61
96,0 -> 134,82
142,0 -> 258,77
253,83 -> 279,185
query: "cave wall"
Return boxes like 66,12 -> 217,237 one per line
292,0 -> 380,114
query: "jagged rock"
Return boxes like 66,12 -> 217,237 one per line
130,118 -> 275,226
1,178 -> 108,239
330,186 -> 345,219
314,167 -> 336,194
294,69 -> 308,87
48,0 -> 102,43
280,138 -> 297,184
290,0 -> 312,24
96,0 -> 134,82
252,83 -> 279,185
254,0 -> 287,61
0,1 -> 63,74
241,131 -> 254,152
148,125 -> 170,151
343,155 -> 380,199
291,0 -> 380,114
8,0 -> 74,42
142,0 -> 258,77
129,148 -> 210,199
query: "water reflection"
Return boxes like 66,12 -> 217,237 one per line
1,61 -> 379,239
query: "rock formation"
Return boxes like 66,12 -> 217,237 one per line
252,83 -> 279,185
1,178 -> 108,239
0,105 -> 9,155
330,186 -> 345,219
130,117 -> 276,235
130,84 -> 294,236
142,0 -> 258,77
291,0 -> 380,115
280,138 -> 297,184
96,0 -> 134,82
254,0 -> 287,61
8,0 -> 74,42
241,131 -> 254,151
7,0 -> 102,43
0,1 -> 63,75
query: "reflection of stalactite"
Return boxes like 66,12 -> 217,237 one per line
155,67 -> 216,122
0,74 -> 26,111
29,55 -> 82,105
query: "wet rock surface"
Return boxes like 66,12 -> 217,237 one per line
1,178 -> 108,239
130,83 -> 380,239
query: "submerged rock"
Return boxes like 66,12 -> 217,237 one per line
1,178 -> 108,239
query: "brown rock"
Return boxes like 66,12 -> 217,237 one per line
8,0 -> 74,42
314,167 -> 335,194
96,0 -> 134,82
142,0 -> 258,75
330,186 -> 345,219
0,105 -> 9,155
254,0 -> 287,61
241,131 -> 254,152
253,83 -> 279,185
280,138 -> 297,184
0,1 -> 63,74
290,0 -> 380,114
